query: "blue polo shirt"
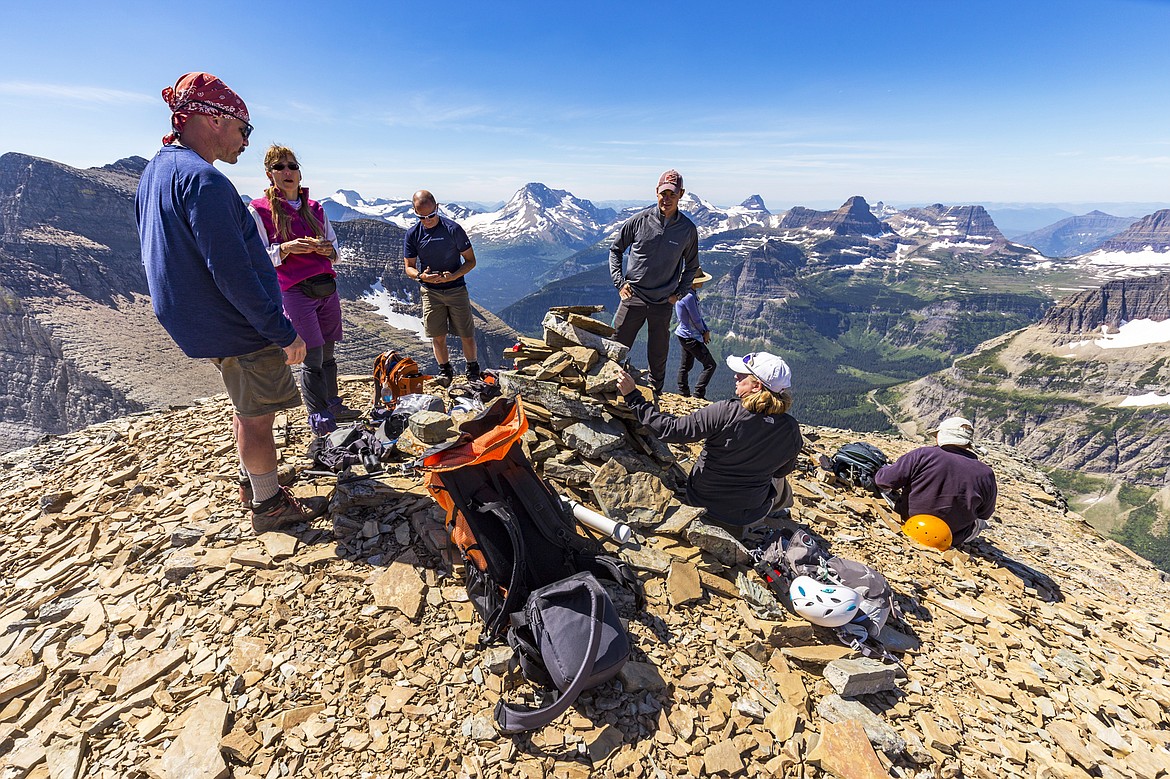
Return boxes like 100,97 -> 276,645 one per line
403,215 -> 473,290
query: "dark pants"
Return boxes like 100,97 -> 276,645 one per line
613,296 -> 673,393
298,341 -> 339,414
676,336 -> 716,397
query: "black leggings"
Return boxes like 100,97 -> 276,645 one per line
677,336 -> 716,397
298,341 -> 339,414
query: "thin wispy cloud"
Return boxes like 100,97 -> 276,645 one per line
0,82 -> 154,105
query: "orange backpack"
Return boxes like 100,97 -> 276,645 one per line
372,351 -> 429,409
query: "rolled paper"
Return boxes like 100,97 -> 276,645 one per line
561,498 -> 633,544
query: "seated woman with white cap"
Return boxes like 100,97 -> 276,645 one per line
617,352 -> 803,534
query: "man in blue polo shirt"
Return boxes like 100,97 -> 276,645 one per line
404,190 -> 480,385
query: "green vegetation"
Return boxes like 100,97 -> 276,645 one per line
1136,357 -> 1168,389
1046,467 -> 1170,573
1046,468 -> 1112,497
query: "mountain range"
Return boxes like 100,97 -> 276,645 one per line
3,148 -> 1169,568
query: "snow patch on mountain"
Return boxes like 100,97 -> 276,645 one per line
1084,247 -> 1170,268
359,282 -> 428,342
1066,318 -> 1170,350
462,183 -> 617,247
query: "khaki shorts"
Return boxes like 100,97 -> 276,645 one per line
210,344 -> 301,418
422,286 -> 475,338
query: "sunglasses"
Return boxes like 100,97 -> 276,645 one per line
270,163 -> 300,171
181,100 -> 254,140
416,209 -> 440,220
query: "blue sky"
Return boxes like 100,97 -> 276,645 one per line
2,0 -> 1169,210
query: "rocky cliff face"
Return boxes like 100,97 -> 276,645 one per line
1041,273 -> 1170,333
1095,209 -> 1170,253
1014,210 -> 1136,258
892,317 -> 1170,485
0,153 -> 146,302
0,292 -> 145,451
779,196 -> 889,237
886,203 -> 1008,251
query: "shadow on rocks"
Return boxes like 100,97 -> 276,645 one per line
966,540 -> 1063,603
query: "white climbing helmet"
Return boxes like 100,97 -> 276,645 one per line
788,576 -> 863,628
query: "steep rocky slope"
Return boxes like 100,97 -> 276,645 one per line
888,273 -> 1170,567
1,374 -> 1168,778
1094,210 -> 1170,253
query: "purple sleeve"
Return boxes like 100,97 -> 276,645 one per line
874,455 -> 914,492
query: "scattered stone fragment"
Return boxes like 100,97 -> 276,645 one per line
159,695 -> 230,779
807,718 -> 892,779
562,419 -> 625,458
667,560 -> 702,606
684,521 -> 753,566
703,738 -> 745,776
409,411 -> 455,444
823,658 -> 899,697
371,557 -> 428,620
618,662 -> 667,693
816,695 -> 907,754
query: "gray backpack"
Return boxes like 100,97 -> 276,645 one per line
495,572 -> 629,734
757,529 -> 896,652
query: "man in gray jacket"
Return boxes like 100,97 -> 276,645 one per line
609,169 -> 700,394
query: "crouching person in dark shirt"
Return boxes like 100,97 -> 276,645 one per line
616,352 -> 803,535
874,416 -> 997,547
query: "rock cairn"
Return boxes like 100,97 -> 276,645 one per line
1,311 -> 1169,778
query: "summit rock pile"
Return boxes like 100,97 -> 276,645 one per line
1,311 -> 1169,778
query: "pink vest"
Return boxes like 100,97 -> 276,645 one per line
250,190 -> 335,290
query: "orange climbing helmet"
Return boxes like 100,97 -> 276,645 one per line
902,514 -> 953,551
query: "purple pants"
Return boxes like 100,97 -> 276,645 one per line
282,286 -> 343,349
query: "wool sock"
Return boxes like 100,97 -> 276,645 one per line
248,469 -> 281,507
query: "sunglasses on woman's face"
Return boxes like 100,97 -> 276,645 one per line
270,163 -> 300,171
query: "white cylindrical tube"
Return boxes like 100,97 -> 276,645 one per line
562,498 -> 633,544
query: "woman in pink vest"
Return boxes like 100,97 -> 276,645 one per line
249,145 -> 359,436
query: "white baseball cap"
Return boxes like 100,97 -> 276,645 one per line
725,352 -> 792,392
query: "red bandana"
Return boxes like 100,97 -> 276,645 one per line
161,72 -> 250,144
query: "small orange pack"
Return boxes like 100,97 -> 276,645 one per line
372,350 -> 429,409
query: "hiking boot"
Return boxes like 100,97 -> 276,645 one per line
678,386 -> 691,397
251,487 -> 329,534
329,399 -> 364,422
238,466 -> 299,505
434,363 -> 454,388
466,360 -> 481,379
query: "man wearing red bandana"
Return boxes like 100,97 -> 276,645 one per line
136,72 -> 328,534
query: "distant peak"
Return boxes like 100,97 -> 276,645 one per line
98,156 -> 149,176
739,194 -> 768,212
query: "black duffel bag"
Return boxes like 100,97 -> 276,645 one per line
296,272 -> 337,299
